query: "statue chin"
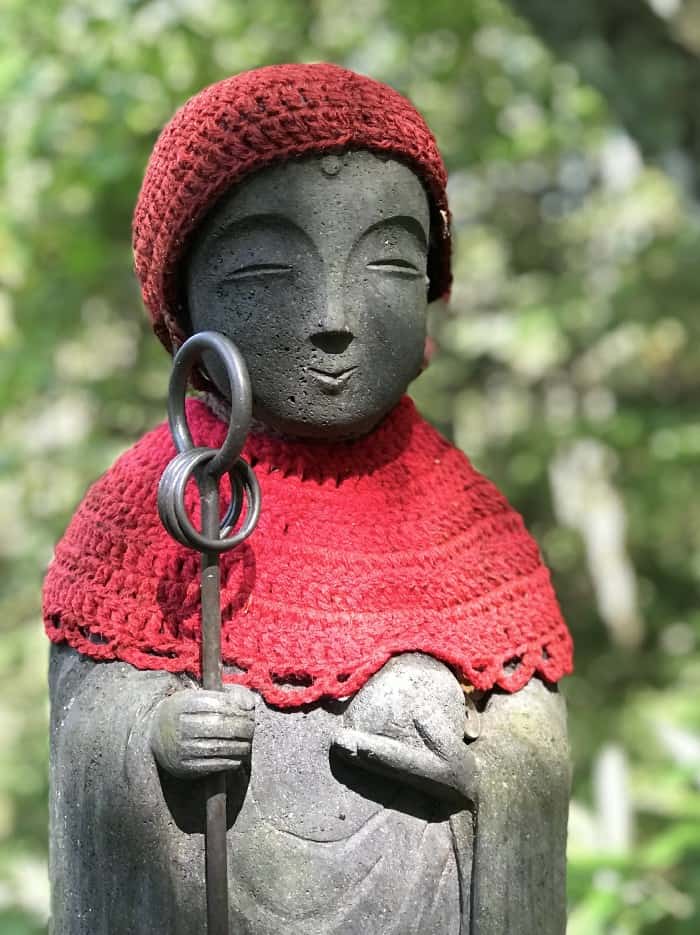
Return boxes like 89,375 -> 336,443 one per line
250,391 -> 407,442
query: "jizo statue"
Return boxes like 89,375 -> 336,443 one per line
44,64 -> 573,934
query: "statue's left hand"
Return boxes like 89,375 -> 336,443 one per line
333,726 -> 477,805
332,653 -> 478,805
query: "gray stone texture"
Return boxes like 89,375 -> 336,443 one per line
49,150 -> 570,933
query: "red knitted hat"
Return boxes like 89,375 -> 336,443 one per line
132,62 -> 452,352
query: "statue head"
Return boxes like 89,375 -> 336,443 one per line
133,63 -> 452,439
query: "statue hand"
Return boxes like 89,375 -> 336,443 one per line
150,686 -> 255,779
331,653 -> 479,806
333,724 -> 477,806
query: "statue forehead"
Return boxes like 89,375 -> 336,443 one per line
196,150 -> 430,245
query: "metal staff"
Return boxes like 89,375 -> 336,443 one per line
157,331 -> 261,935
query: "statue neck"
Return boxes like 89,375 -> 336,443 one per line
200,392 -> 419,484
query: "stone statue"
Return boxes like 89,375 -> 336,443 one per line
45,64 -> 572,934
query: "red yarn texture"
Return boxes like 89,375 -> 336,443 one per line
132,63 -> 451,354
43,397 -> 572,708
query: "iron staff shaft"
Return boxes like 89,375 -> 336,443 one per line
158,332 -> 261,935
199,470 -> 229,935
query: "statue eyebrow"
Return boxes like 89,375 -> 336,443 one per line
206,211 -> 428,254
363,215 -> 428,250
210,212 -> 310,244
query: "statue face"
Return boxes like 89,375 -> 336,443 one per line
185,150 -> 430,439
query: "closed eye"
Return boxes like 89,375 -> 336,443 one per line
223,263 -> 293,282
366,259 -> 423,278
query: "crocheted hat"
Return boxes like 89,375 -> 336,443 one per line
133,62 -> 452,352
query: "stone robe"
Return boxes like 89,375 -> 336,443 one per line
49,644 -> 569,934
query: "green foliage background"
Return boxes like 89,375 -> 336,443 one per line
1,1 -> 699,932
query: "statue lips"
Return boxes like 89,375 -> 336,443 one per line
308,365 -> 357,394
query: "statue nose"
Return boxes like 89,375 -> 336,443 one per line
310,330 -> 354,354
311,272 -> 355,353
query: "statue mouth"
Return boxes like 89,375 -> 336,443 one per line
308,366 -> 357,394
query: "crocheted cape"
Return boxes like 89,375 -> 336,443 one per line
43,397 -> 572,708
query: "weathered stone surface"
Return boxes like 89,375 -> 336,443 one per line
49,149 -> 570,934
50,644 -> 568,934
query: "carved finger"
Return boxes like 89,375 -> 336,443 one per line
179,756 -> 245,775
333,728 -> 476,805
334,728 -> 442,775
180,738 -> 251,759
223,684 -> 257,710
179,690 -> 253,716
181,712 -> 254,740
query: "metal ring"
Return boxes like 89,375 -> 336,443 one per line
158,449 -> 215,548
158,448 -> 245,551
220,467 -> 245,538
158,447 -> 261,553
171,456 -> 250,545
168,331 -> 253,479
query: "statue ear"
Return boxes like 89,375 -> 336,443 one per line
420,336 -> 437,373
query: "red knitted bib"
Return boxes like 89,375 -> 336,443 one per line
43,397 -> 572,707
